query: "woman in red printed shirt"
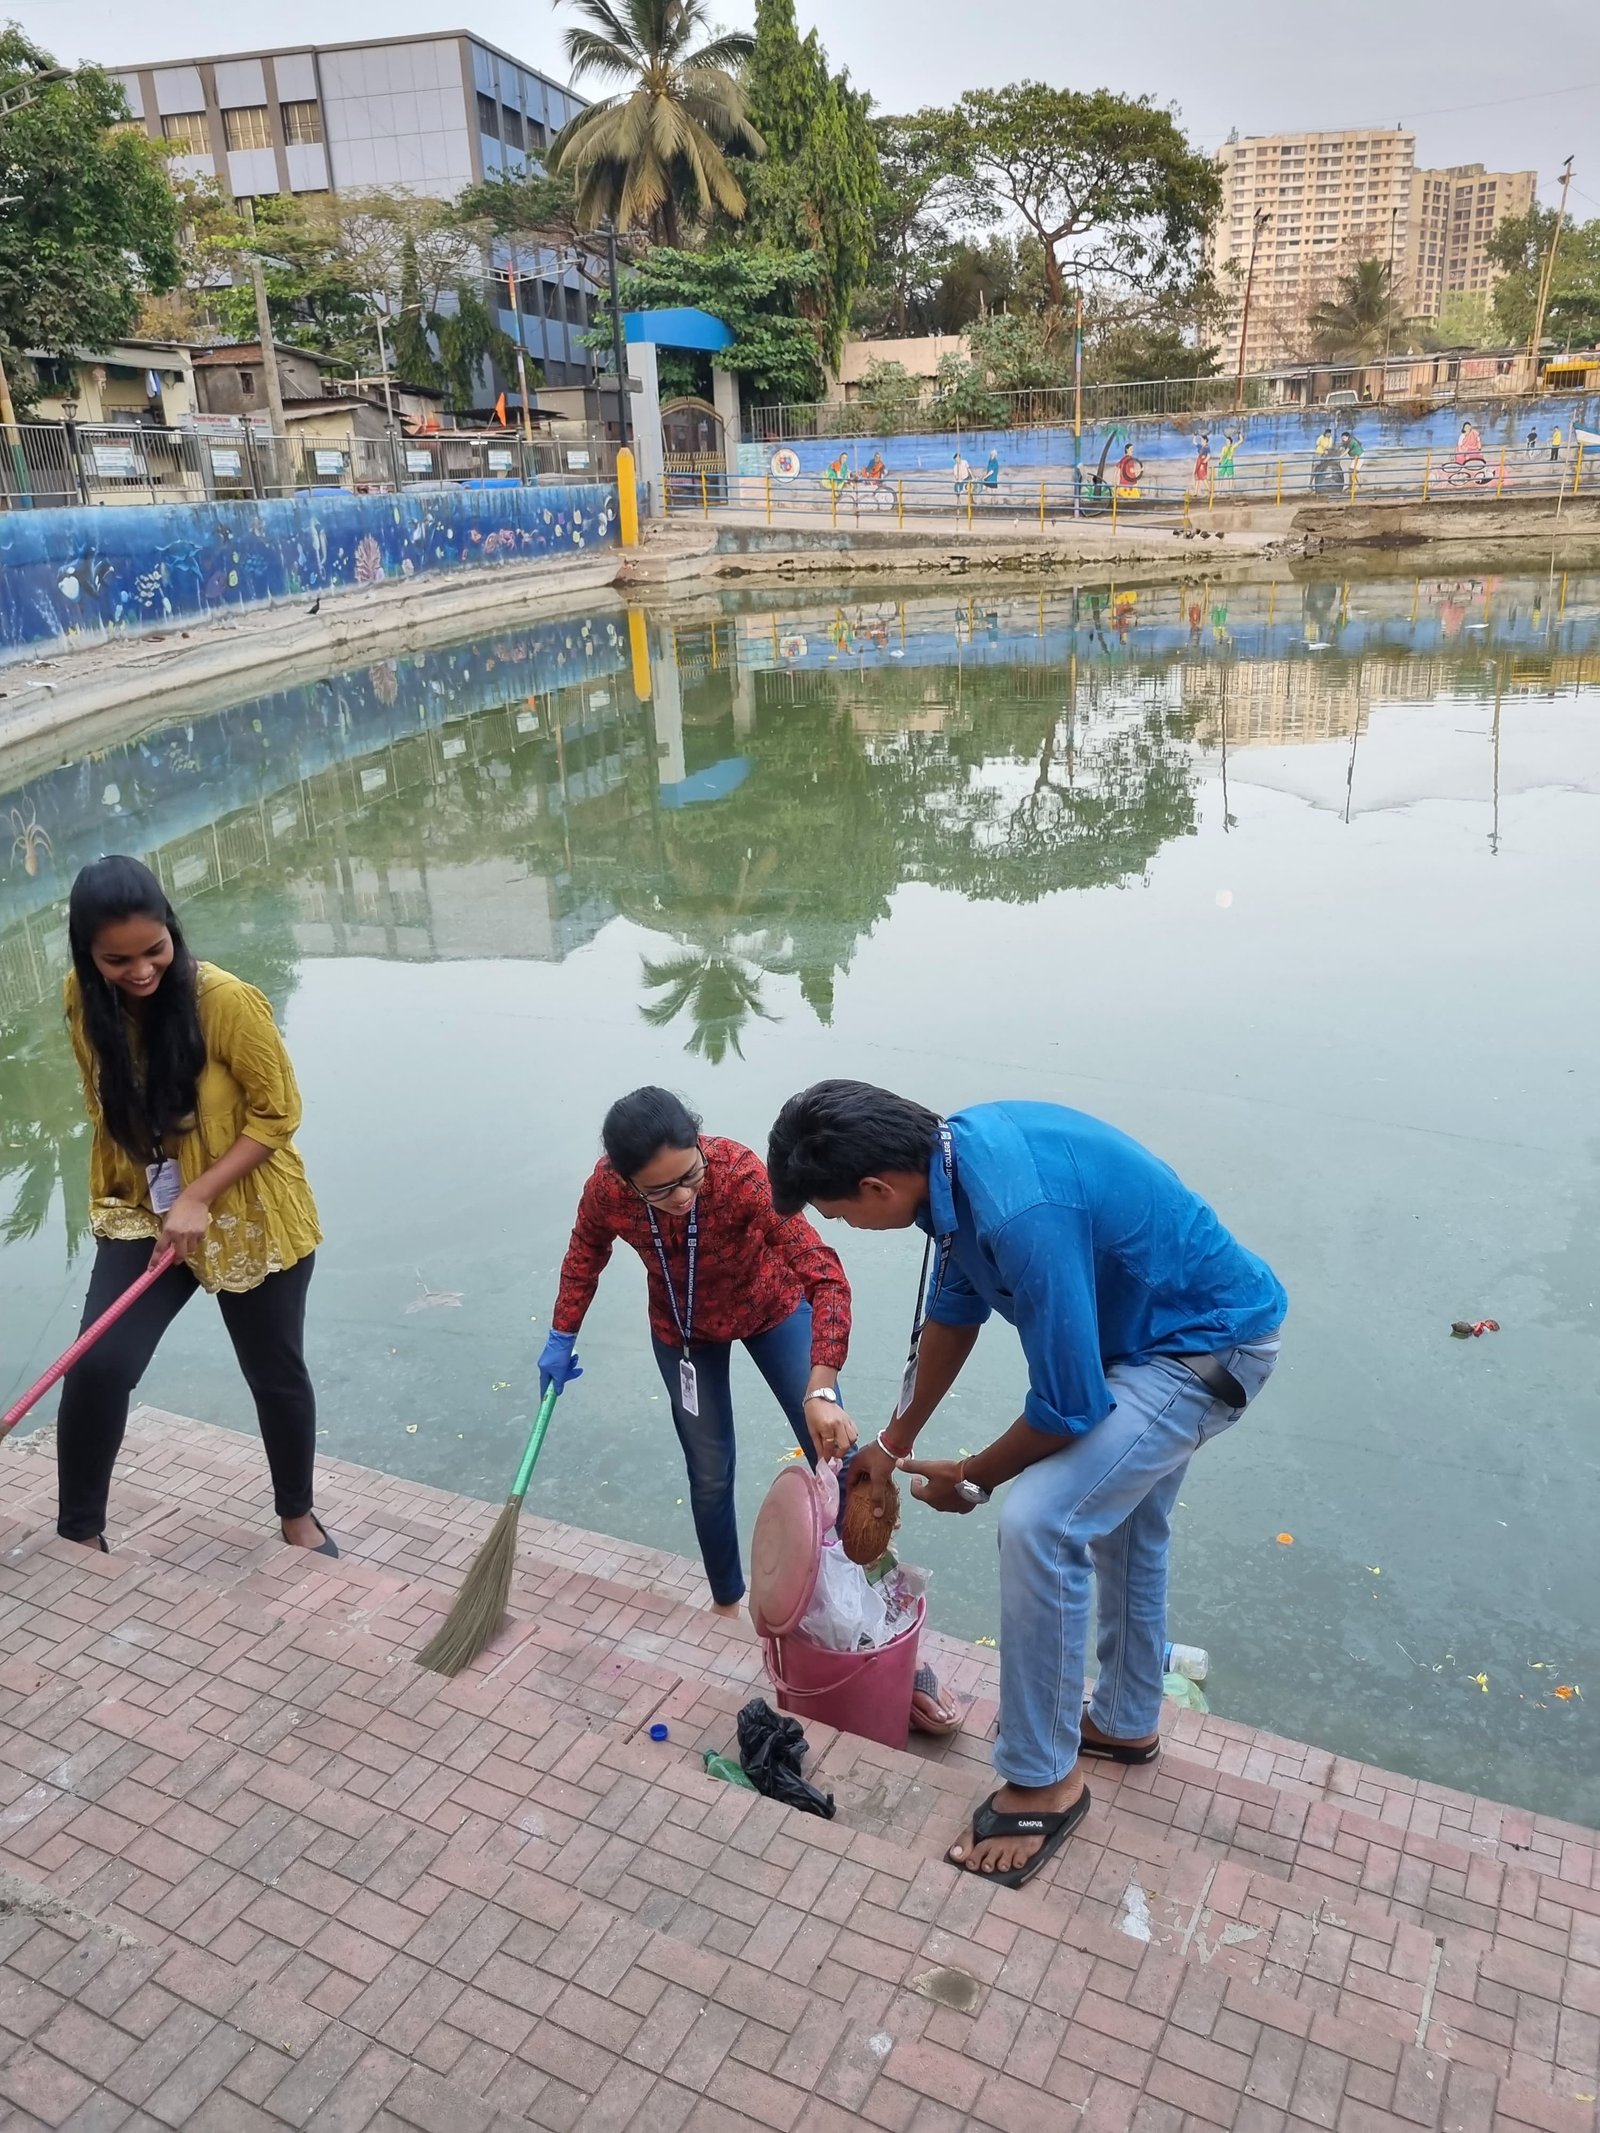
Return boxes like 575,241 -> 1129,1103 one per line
539,1087 -> 859,1616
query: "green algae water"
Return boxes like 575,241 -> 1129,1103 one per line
3,566 -> 1597,1825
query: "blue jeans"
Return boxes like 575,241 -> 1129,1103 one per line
650,1301 -> 820,1605
994,1338 -> 1281,1787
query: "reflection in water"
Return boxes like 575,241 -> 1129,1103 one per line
4,573 -> 1600,1240
3,570 -> 1599,1825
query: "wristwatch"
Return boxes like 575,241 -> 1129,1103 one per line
804,1386 -> 842,1405
955,1462 -> 991,1505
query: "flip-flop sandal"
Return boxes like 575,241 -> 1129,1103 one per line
946,1784 -> 1091,1889
1078,1701 -> 1160,1763
909,1662 -> 963,1737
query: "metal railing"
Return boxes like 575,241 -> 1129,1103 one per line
0,422 -> 621,512
679,437 -> 1596,529
745,375 -> 1277,441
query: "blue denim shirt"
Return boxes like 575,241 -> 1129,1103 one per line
923,1103 -> 1287,1438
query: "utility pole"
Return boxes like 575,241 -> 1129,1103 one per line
1072,286 -> 1083,517
239,199 -> 289,470
1527,156 -> 1575,386
605,220 -> 630,446
373,307 -> 396,429
502,249 -> 535,444
1234,209 -> 1271,412
1383,204 -> 1400,377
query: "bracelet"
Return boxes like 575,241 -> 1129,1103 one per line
877,1430 -> 915,1461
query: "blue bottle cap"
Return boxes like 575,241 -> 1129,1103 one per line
648,1722 -> 669,1742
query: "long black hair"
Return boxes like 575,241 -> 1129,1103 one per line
601,1087 -> 701,1179
68,856 -> 206,1165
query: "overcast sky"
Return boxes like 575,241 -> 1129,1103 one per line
21,0 -> 1600,215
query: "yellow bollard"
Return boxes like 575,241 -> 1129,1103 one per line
1349,461 -> 1359,504
616,446 -> 639,548
897,477 -> 904,529
831,484 -> 838,530
1574,442 -> 1585,495
627,608 -> 652,702
1182,491 -> 1190,533
700,467 -> 709,518
1039,479 -> 1046,530
1112,486 -> 1119,533
765,472 -> 772,526
1422,447 -> 1431,501
1275,458 -> 1282,506
966,482 -> 973,529
1496,446 -> 1506,497
1207,466 -> 1215,513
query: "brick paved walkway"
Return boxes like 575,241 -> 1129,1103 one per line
0,1411 -> 1594,2133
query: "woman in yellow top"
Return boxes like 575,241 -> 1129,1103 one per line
56,856 -> 332,1555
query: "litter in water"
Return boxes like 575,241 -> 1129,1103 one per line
1450,1319 -> 1500,1338
1276,1532 -> 1295,1546
1471,1673 -> 1490,1693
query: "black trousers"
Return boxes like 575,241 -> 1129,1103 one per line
56,1240 -> 317,1541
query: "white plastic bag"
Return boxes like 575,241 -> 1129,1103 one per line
798,1540 -> 889,1652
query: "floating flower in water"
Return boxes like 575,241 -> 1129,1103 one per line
1276,1532 -> 1294,1546
354,535 -> 384,584
1553,1685 -> 1581,1701
1470,1673 -> 1489,1693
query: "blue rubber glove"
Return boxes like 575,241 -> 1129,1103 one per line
538,1329 -> 583,1397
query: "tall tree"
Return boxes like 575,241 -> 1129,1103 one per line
1488,207 -> 1600,347
737,0 -> 879,366
865,110 -> 971,333
0,28 -> 181,406
548,0 -> 760,245
1307,258 -> 1408,361
949,83 -> 1219,317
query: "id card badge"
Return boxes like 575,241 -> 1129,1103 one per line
146,1158 -> 182,1215
678,1357 -> 700,1417
895,1344 -> 920,1419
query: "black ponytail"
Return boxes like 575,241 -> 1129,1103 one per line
68,856 -> 205,1165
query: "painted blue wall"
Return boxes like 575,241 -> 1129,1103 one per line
743,393 -> 1600,486
0,482 -> 619,660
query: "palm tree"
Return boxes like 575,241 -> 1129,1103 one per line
1307,259 -> 1407,362
548,0 -> 762,245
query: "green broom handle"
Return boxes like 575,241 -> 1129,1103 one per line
510,1383 -> 561,1504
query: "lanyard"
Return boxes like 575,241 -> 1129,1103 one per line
646,1203 -> 697,1353
904,1123 -> 956,1358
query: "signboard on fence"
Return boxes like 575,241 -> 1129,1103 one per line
487,448 -> 514,472
313,450 -> 345,475
404,449 -> 433,473
209,447 -> 242,477
91,443 -> 144,479
565,448 -> 590,469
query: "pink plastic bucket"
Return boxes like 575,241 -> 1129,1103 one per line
749,1463 -> 923,1751
762,1597 -> 925,1751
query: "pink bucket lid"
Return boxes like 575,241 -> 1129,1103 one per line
748,1462 -> 837,1638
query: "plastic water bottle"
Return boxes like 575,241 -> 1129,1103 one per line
1164,1641 -> 1209,1683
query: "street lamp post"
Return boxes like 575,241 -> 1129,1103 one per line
1234,209 -> 1271,413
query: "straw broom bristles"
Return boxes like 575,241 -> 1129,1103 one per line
416,1383 -> 559,1677
415,1492 -> 522,1675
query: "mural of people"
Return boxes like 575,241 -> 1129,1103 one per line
1116,445 -> 1143,499
822,452 -> 851,495
981,449 -> 1001,492
1551,427 -> 1563,464
952,450 -> 973,502
1457,421 -> 1484,467
1193,437 -> 1212,490
1217,431 -> 1240,483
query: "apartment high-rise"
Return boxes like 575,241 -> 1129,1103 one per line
1211,127 -> 1417,374
1406,164 -> 1536,321
107,35 -> 596,390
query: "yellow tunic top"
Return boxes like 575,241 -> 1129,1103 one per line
65,962 -> 322,1294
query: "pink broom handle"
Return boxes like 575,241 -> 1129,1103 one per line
2,1249 -> 177,1439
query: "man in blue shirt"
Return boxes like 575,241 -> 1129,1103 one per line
767,1081 -> 1286,1890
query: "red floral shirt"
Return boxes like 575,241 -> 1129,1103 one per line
552,1137 -> 851,1368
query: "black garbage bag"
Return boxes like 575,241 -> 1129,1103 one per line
735,1697 -> 836,1819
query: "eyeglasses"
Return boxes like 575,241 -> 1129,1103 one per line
632,1148 -> 707,1205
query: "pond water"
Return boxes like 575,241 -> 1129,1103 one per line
3,565 -> 1598,1825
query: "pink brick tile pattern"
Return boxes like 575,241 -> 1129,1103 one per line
0,1409 -> 1592,2131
